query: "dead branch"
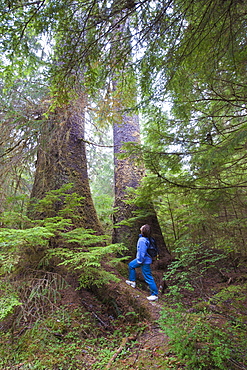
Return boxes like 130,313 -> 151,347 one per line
106,335 -> 137,369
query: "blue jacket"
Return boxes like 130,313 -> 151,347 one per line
136,234 -> 152,264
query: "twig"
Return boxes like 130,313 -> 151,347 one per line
106,335 -> 136,369
81,298 -> 108,328
228,358 -> 247,370
92,311 -> 108,328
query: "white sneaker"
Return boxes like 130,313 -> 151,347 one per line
125,280 -> 136,288
147,295 -> 158,301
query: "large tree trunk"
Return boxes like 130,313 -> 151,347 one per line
110,7 -> 170,260
30,95 -> 103,234
112,110 -> 170,260
112,112 -> 143,244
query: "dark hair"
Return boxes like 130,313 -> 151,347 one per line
140,224 -> 151,238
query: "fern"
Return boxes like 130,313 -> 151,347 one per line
0,295 -> 21,321
49,241 -> 127,288
61,227 -> 108,245
0,281 -> 22,321
0,227 -> 55,274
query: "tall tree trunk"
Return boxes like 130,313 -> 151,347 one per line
112,111 -> 143,245
30,94 -> 103,234
112,109 -> 170,259
110,9 -> 170,260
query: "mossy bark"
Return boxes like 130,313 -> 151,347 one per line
110,9 -> 170,260
112,112 -> 170,259
30,95 -> 103,234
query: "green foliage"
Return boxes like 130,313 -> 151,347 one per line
208,284 -> 247,328
31,183 -> 85,220
160,246 -> 247,369
0,185 -> 126,286
164,243 -> 228,300
0,295 -> 21,321
0,301 -> 144,370
159,306 -> 234,369
49,241 -> 127,288
0,305 -> 95,369
91,193 -> 114,236
0,224 -> 55,274
0,281 -> 21,321
159,288 -> 247,370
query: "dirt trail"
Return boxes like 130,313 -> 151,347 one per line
103,282 -> 173,370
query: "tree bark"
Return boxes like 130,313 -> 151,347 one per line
112,110 -> 170,259
110,7 -> 170,260
30,94 -> 103,234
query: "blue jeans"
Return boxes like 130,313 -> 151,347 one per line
128,258 -> 158,296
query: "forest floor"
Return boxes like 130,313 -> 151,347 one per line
57,271 -> 182,370
60,256 -> 247,370
1,256 -> 247,369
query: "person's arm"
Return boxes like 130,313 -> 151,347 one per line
136,237 -> 148,264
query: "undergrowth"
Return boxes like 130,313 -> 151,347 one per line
1,188 -> 247,369
159,243 -> 247,369
0,185 -> 127,322
0,302 -> 144,370
159,304 -> 247,369
0,186 -> 134,369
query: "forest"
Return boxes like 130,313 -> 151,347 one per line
0,0 -> 247,369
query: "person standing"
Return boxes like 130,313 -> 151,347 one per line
126,224 -> 158,301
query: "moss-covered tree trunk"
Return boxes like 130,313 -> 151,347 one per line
110,7 -> 170,260
112,111 -> 170,259
30,94 -> 103,234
